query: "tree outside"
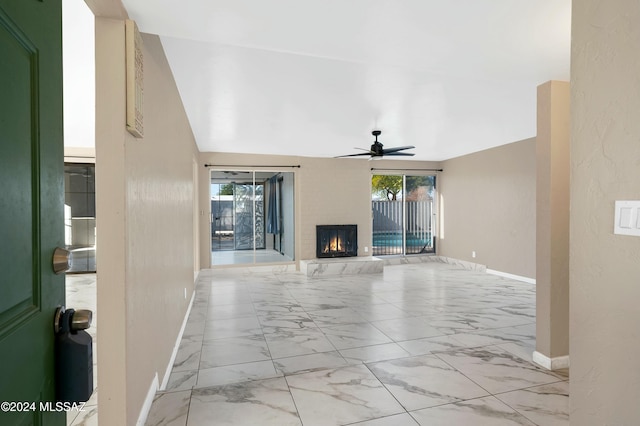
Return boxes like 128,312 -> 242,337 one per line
372,175 -> 402,200
372,175 -> 435,201
219,183 -> 234,195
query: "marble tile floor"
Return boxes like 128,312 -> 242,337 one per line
146,263 -> 569,426
65,273 -> 98,426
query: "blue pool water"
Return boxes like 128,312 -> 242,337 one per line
373,232 -> 431,247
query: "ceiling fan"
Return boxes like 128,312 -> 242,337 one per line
336,130 -> 415,158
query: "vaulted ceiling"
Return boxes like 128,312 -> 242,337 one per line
121,0 -> 570,161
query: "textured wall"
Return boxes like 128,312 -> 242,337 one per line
95,21 -> 199,425
570,1 -> 640,424
124,32 -> 199,425
438,139 -> 536,279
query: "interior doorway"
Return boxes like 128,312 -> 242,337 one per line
210,169 -> 295,265
62,0 -> 98,422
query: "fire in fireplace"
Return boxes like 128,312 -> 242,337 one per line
316,225 -> 357,258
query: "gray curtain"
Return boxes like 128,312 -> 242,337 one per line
266,176 -> 280,234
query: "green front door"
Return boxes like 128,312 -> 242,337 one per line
0,0 -> 65,424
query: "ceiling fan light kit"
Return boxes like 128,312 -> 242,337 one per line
336,130 -> 415,158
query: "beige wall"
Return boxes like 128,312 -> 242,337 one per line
570,1 -> 640,424
439,139 -> 536,279
198,152 -> 440,268
94,17 -> 199,426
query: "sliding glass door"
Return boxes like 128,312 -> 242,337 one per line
233,182 -> 264,250
372,174 -> 436,256
210,170 -> 295,265
405,175 -> 436,254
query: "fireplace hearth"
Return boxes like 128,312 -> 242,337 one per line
316,225 -> 357,258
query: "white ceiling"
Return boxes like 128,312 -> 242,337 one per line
121,0 -> 571,161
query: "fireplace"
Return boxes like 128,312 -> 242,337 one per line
316,225 -> 358,258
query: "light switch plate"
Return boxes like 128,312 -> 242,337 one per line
614,201 -> 640,236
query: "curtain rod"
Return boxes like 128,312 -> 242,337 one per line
371,168 -> 443,172
205,164 -> 301,168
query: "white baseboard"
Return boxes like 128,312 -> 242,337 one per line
160,288 -> 196,390
435,256 -> 487,272
532,350 -> 570,370
487,269 -> 536,285
136,276 -> 198,425
136,373 -> 159,426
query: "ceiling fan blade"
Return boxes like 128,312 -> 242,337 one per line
334,152 -> 374,158
381,145 -> 416,154
384,152 -> 415,156
336,134 -> 417,158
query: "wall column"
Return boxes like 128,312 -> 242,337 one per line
95,16 -> 129,426
534,80 -> 570,369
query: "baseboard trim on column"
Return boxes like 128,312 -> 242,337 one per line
486,269 -> 536,284
532,351 -> 570,370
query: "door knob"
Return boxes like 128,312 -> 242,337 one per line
71,309 -> 93,331
54,307 -> 93,333
52,247 -> 71,274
